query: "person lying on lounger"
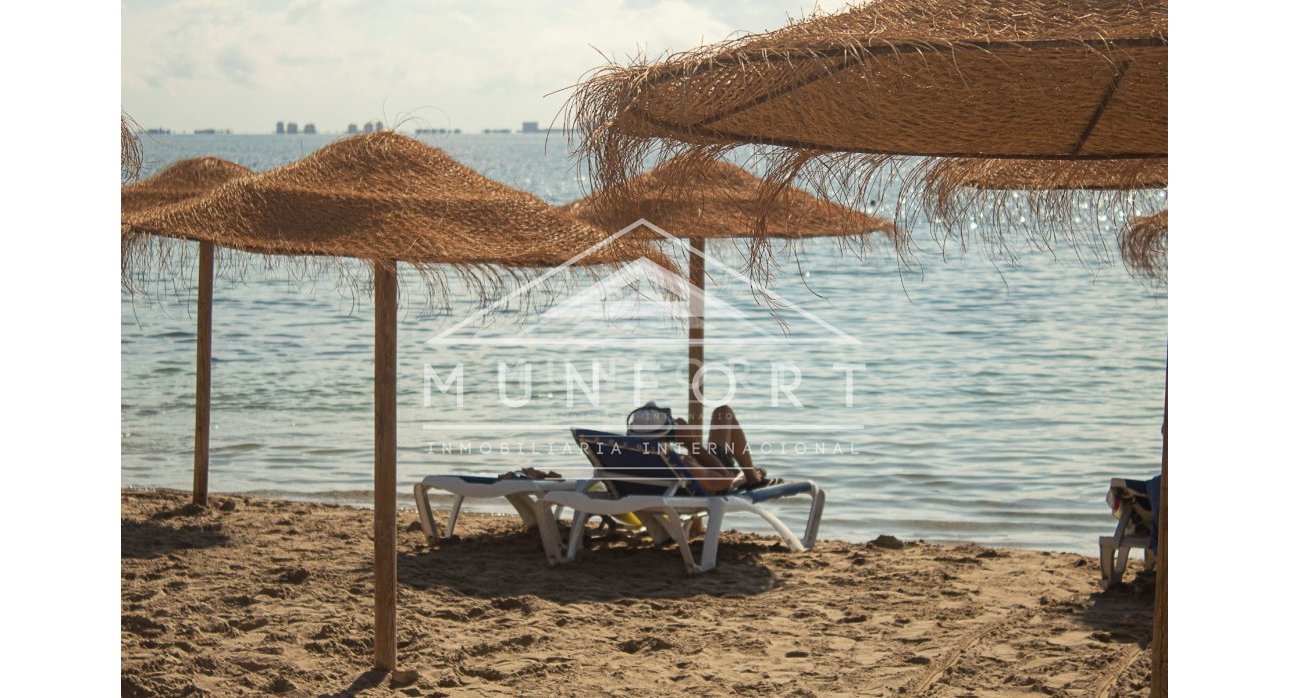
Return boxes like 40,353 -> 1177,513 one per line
627,402 -> 777,495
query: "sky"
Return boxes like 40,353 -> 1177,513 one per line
122,0 -> 851,134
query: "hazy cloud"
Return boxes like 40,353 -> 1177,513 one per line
215,45 -> 258,86
122,0 -> 853,132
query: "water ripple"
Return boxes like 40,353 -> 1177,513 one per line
122,134 -> 1166,555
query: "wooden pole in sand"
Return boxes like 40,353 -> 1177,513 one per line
687,239 -> 706,427
192,241 -> 214,506
373,261 -> 398,671
1151,375 -> 1167,697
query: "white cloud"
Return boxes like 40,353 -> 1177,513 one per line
123,0 -> 852,133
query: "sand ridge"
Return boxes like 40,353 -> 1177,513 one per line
121,488 -> 1155,696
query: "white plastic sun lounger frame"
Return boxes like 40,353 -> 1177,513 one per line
1098,478 -> 1157,589
545,432 -> 825,573
544,487 -> 824,574
412,475 -> 578,564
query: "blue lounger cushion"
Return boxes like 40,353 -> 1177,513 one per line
741,480 -> 817,504
551,428 -> 828,573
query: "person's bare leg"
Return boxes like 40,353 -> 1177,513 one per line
675,418 -> 726,472
673,417 -> 733,494
708,405 -> 762,485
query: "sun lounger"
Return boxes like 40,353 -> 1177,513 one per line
1098,476 -> 1160,588
412,474 -> 580,564
543,429 -> 826,573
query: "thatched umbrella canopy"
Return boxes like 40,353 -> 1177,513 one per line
121,157 -> 255,216
121,157 -> 256,291
563,157 -> 892,424
1121,209 -> 1167,280
122,131 -> 661,672
562,157 -> 893,239
575,0 -> 1164,158
571,0 -> 1167,257
124,133 -> 651,267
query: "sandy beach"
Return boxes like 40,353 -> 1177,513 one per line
122,488 -> 1155,696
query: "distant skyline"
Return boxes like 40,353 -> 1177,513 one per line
122,0 -> 851,134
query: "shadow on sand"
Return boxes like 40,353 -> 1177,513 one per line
398,526 -> 778,603
1076,574 -> 1156,647
121,518 -> 230,559
318,669 -> 387,698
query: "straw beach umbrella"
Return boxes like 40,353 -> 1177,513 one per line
121,156 -> 257,504
122,131 -> 661,671
571,0 -> 1167,258
574,0 -> 1165,158
562,157 -> 893,426
121,157 -> 255,284
570,0 -> 1168,688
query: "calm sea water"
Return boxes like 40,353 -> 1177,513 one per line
121,133 -> 1167,554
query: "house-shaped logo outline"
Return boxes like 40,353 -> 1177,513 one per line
424,219 -> 864,349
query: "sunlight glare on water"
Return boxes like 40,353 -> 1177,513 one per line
121,133 -> 1167,554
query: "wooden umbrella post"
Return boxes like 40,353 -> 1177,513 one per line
373,261 -> 398,671
121,135 -> 665,679
192,240 -> 214,506
687,238 -> 706,428
1151,377 -> 1167,697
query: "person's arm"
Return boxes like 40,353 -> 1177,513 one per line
670,418 -> 744,493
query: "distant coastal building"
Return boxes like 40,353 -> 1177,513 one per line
276,121 -> 285,135
414,128 -> 458,135
303,123 -> 317,134
193,129 -> 218,135
483,128 -> 512,134
286,122 -> 299,135
347,124 -> 359,134
144,128 -> 172,135
522,121 -> 539,133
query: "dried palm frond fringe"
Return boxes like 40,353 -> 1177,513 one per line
927,158 -> 1167,195
567,0 -> 1167,280
921,157 -> 1167,277
122,113 -> 143,182
122,234 -> 599,322
122,132 -> 671,311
